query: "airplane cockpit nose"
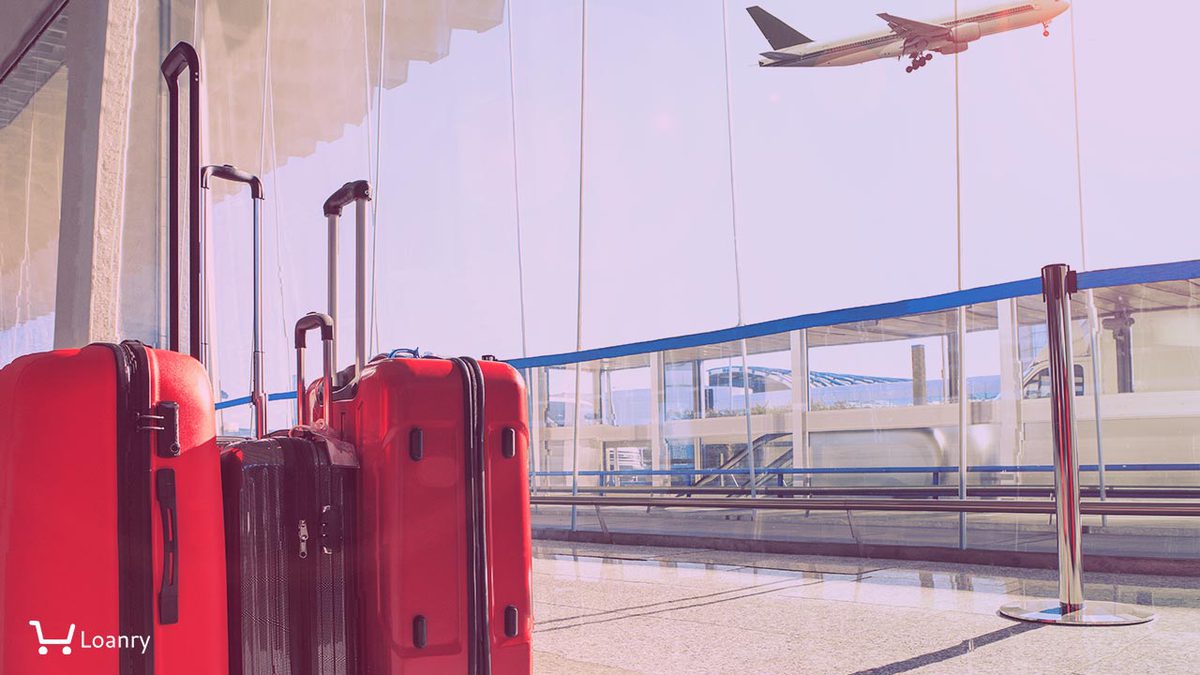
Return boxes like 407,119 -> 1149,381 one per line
1038,0 -> 1069,16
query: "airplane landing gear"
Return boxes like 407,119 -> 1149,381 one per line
1043,22 -> 1051,37
906,53 -> 932,73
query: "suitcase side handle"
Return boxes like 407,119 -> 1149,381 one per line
202,163 -> 268,436
322,180 -> 371,386
295,312 -> 335,427
161,42 -> 202,360
155,469 -> 180,625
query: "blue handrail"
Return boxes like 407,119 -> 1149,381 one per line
214,390 -> 297,411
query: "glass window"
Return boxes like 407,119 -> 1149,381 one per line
579,0 -> 739,348
701,439 -> 748,487
808,311 -> 958,410
665,438 -> 696,486
1021,364 -> 1085,399
603,443 -> 651,486
1077,1 -> 1200,269
730,1 -> 959,322
599,362 -> 650,426
0,7 -> 69,366
663,357 -> 700,421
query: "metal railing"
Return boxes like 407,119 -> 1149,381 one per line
531,485 -> 1200,499
530,462 -> 1200,481
530,494 -> 1200,517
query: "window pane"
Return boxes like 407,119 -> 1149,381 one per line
0,8 -> 68,366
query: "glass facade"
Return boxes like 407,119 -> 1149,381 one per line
0,1 -> 1198,563
146,0 -> 1199,428
523,271 -> 1200,559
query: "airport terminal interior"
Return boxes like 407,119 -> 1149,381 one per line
2,0 -> 1198,673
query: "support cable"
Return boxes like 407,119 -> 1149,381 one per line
720,1 -> 756,498
1067,4 -> 1107,507
953,0 -> 969,549
369,0 -> 388,355
506,2 -> 529,359
569,0 -> 589,531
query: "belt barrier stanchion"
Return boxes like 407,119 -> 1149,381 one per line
999,263 -> 1154,626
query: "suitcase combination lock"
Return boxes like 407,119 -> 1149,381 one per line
298,520 -> 309,559
320,505 -> 342,554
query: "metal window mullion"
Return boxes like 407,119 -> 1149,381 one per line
957,306 -> 969,549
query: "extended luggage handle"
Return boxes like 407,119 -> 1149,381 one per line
201,163 -> 267,438
294,313 -> 335,428
161,42 -> 202,360
201,164 -> 264,198
322,180 -> 371,386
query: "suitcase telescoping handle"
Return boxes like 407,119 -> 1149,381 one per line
201,164 -> 267,438
322,180 -> 371,385
160,42 -> 202,360
294,312 -> 335,427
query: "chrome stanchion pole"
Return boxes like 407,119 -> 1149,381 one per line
1000,264 -> 1153,626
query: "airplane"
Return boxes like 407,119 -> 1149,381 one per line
748,1 -> 1070,73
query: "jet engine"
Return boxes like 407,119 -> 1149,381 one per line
949,23 -> 982,43
937,42 -> 969,55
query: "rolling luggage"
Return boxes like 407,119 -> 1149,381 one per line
0,42 -> 228,675
222,312 -> 360,675
204,156 -> 360,672
319,183 -> 533,674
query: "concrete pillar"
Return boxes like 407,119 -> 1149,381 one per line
53,0 -> 139,348
692,359 -> 703,475
997,298 -> 1024,466
591,365 -> 603,424
789,330 -> 810,484
648,352 -> 664,485
947,321 -> 962,402
115,0 -> 169,345
912,344 -> 927,405
527,366 -> 543,491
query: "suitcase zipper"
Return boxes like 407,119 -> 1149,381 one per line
285,437 -> 318,673
109,341 -> 157,674
454,357 -> 492,675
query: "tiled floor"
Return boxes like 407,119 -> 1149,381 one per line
530,542 -> 1200,674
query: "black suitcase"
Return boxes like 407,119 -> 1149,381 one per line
222,313 -> 360,674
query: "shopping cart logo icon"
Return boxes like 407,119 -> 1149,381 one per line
28,620 -> 75,655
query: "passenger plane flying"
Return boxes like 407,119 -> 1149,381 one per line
748,1 -> 1070,73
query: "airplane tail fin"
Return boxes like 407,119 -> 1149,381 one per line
746,6 -> 814,50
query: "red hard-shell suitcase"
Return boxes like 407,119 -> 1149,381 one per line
344,357 -> 532,675
318,184 -> 532,674
0,42 -> 228,674
1,343 -> 229,674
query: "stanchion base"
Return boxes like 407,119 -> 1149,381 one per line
999,600 -> 1154,626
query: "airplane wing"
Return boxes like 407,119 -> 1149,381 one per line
876,12 -> 950,40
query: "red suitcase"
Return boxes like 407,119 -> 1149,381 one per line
0,42 -> 228,674
318,183 -> 533,674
